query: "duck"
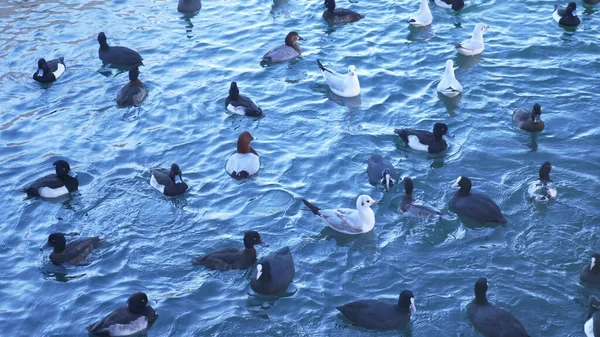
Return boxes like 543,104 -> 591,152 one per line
584,0 -> 600,3
149,163 -> 189,196
116,66 -> 146,107
436,60 -> 463,97
337,290 -> 416,329
400,177 -> 445,217
513,103 -> 544,132
225,82 -> 264,117
431,0 -> 465,10
33,57 -> 66,83
46,233 -> 101,265
455,23 -> 489,56
86,292 -> 157,337
450,176 -> 507,224
192,231 -> 264,270
262,31 -> 304,63
178,0 -> 201,13
250,246 -> 295,295
580,253 -> 600,285
22,160 -> 78,198
467,278 -> 530,337
585,295 -> 600,337
394,123 -> 454,153
367,153 -> 398,191
316,60 -> 360,98
97,32 -> 143,67
322,0 -> 364,24
408,0 -> 433,27
553,2 -> 580,26
301,195 -> 379,234
225,131 -> 260,179
527,162 -> 557,203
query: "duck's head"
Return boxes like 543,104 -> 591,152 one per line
347,65 -> 357,77
37,58 -> 48,71
229,81 -> 240,100
237,131 -> 255,154
169,163 -> 184,184
53,160 -> 76,178
356,195 -> 380,210
97,32 -> 109,49
243,230 -> 264,249
402,177 -> 414,195
532,103 -> 542,123
474,277 -> 489,303
285,32 -> 304,46
539,162 -> 552,182
47,233 -> 67,253
128,292 -> 150,314
451,176 -> 472,194
433,123 -> 454,139
129,66 -> 140,82
324,0 -> 336,12
399,290 -> 417,313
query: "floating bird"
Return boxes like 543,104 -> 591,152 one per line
455,23 -> 489,56
86,292 -> 157,337
400,177 -> 445,217
394,123 -> 454,153
149,163 -> 189,196
45,233 -> 101,265
553,2 -> 580,26
585,295 -> 600,337
97,32 -> 143,67
250,246 -> 295,295
367,153 -> 398,191
192,231 -> 264,271
450,176 -> 507,224
408,0 -> 433,26
33,58 -> 66,83
580,253 -> 600,285
225,82 -> 264,117
431,0 -> 465,10
337,290 -> 416,329
225,131 -> 260,179
316,60 -> 360,98
527,162 -> 557,203
436,59 -> 463,97
116,66 -> 146,107
262,31 -> 304,63
467,278 -> 530,337
178,0 -> 201,13
22,160 -> 78,198
302,195 -> 379,234
322,0 -> 364,24
513,103 -> 544,132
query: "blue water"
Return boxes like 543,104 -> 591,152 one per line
1,0 -> 600,336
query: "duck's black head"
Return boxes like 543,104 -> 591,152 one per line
285,32 -> 303,47
402,177 -> 414,195
324,0 -> 336,12
47,233 -> 67,253
256,261 -> 272,281
169,163 -> 183,183
568,2 -> 577,11
37,58 -> 47,70
539,162 -> 552,182
474,277 -> 489,304
433,123 -> 454,140
229,82 -> 240,100
243,231 -> 263,249
129,67 -> 140,82
97,32 -> 109,49
53,160 -> 75,179
398,290 -> 416,313
128,292 -> 150,314
452,176 -> 472,195
532,103 -> 542,123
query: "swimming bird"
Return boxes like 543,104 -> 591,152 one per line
22,160 -> 78,198
580,253 -> 600,285
116,66 -> 146,107
467,278 -> 530,337
408,0 -> 433,27
262,31 -> 304,63
322,0 -> 364,24
431,0 -> 464,10
178,0 -> 201,13
455,23 -> 489,56
450,176 -> 507,224
513,103 -> 544,132
337,290 -> 416,329
86,292 -> 157,337
225,131 -> 260,179
585,295 -> 600,337
367,153 -> 398,191
400,177 -> 445,217
584,0 -> 600,3
149,163 -> 189,196
33,58 -> 66,83
301,195 -> 379,234
225,82 -> 264,117
46,233 -> 101,265
250,246 -> 295,295
437,60 -> 463,97
316,60 -> 360,97
192,231 -> 264,270
527,162 -> 557,203
394,123 -> 454,153
97,32 -> 143,68
553,2 -> 580,26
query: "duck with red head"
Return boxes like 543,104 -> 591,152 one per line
226,131 -> 259,179
150,163 -> 189,196
262,31 -> 304,63
116,66 -> 146,107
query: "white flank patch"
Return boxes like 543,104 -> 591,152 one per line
53,63 -> 66,79
584,317 -> 594,337
39,186 -> 69,198
226,153 -> 260,176
407,135 -> 429,152
149,174 -> 165,194
227,104 -> 246,116
108,316 -> 148,337
552,10 -> 561,23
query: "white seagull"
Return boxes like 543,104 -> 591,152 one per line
316,60 -> 361,98
408,0 -> 433,27
436,60 -> 463,97
302,195 -> 379,234
455,23 -> 489,56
